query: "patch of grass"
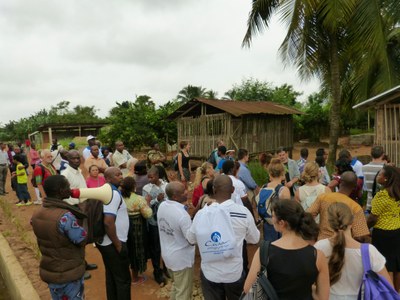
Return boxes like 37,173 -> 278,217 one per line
247,161 -> 268,187
0,198 -> 41,259
2,230 -> 11,237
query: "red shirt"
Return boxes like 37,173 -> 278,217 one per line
34,164 -> 57,185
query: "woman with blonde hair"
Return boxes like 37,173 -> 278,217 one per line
244,199 -> 329,299
258,158 -> 290,241
295,162 -> 331,221
191,162 -> 214,207
315,202 -> 391,299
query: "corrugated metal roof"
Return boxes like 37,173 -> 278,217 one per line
353,85 -> 400,109
168,98 -> 303,119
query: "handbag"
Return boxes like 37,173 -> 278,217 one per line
240,241 -> 279,300
358,243 -> 400,300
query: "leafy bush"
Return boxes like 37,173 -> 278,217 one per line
247,161 -> 268,187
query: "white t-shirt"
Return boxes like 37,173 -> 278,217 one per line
351,160 -> 364,178
113,150 -> 132,177
157,199 -> 195,271
229,175 -> 246,206
187,200 -> 260,283
314,239 -> 386,299
99,189 -> 129,246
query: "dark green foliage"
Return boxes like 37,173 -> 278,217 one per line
98,96 -> 181,151
297,92 -> 330,142
247,161 -> 268,187
224,78 -> 303,108
2,101 -> 102,141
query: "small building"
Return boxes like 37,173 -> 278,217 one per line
168,98 -> 303,158
353,85 -> 400,166
29,122 -> 108,146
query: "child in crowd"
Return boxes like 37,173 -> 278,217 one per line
13,154 -> 32,206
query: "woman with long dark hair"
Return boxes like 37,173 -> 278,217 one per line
368,165 -> 400,291
177,140 -> 191,188
315,202 -> 391,299
244,199 -> 329,300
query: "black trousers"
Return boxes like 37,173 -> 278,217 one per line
97,242 -> 131,300
148,224 -> 163,277
201,269 -> 245,300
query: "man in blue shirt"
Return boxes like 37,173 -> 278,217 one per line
215,146 -> 227,172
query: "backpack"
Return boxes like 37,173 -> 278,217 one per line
195,204 -> 238,263
207,149 -> 217,168
30,164 -> 45,188
256,184 -> 283,225
83,184 -> 123,244
358,243 -> 400,300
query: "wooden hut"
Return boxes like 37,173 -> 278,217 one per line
353,85 -> 400,166
168,98 -> 303,158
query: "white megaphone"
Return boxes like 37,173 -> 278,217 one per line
70,184 -> 113,205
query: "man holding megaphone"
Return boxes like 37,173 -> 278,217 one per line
94,167 -> 131,300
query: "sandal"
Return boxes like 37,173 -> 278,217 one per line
132,275 -> 147,285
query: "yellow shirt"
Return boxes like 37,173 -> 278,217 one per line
371,189 -> 400,230
16,163 -> 28,184
123,193 -> 152,219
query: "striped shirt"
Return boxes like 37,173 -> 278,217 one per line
362,162 -> 384,209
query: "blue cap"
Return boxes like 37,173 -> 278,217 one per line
69,142 -> 76,148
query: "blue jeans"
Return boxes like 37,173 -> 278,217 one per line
48,276 -> 84,300
16,183 -> 31,201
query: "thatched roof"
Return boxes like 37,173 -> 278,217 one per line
168,98 -> 303,119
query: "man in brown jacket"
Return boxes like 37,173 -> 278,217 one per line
31,175 -> 87,299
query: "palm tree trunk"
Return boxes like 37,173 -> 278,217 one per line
328,36 -> 341,166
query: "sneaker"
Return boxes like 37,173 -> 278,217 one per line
16,202 -> 25,207
33,200 -> 42,205
25,201 -> 33,206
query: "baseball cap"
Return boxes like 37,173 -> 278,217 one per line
86,135 -> 96,141
69,142 -> 76,148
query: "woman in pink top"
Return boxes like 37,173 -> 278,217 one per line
86,165 -> 106,188
29,143 -> 41,169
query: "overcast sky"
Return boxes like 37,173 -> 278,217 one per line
0,0 -> 320,125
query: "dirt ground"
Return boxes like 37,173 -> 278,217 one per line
0,140 -> 372,299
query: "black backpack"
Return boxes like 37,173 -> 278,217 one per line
83,185 -> 123,244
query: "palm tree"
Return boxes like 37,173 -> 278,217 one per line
243,0 -> 400,165
204,89 -> 218,99
177,85 -> 207,104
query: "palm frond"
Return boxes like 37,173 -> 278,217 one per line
242,0 -> 280,48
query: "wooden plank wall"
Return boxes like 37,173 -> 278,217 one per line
176,113 -> 294,158
377,104 -> 400,166
231,115 -> 294,154
177,113 -> 231,158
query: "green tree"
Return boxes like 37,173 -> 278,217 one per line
298,92 -> 330,142
243,0 -> 400,165
177,85 -> 207,104
99,96 -> 158,151
204,89 -> 218,99
224,78 -> 302,107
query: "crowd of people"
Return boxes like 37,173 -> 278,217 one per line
0,137 -> 400,300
